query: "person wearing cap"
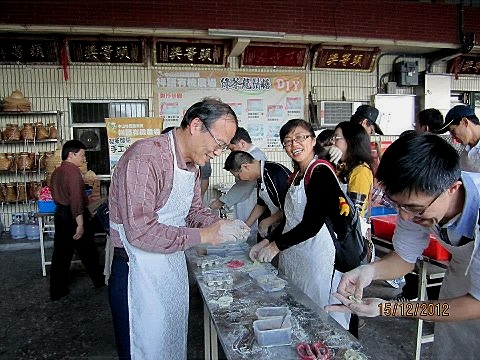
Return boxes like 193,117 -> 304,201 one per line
350,104 -> 384,137
350,105 -> 383,174
436,104 -> 480,172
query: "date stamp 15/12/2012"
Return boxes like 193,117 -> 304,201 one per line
379,302 -> 450,317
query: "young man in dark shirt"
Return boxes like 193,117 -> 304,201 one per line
49,140 -> 104,301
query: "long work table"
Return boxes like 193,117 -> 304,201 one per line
186,246 -> 378,360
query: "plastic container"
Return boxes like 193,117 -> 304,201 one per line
256,306 -> 291,320
423,237 -> 451,261
253,317 -> 292,347
37,200 -> 56,213
255,274 -> 288,292
10,213 -> 26,240
371,215 -> 397,240
370,206 -> 397,216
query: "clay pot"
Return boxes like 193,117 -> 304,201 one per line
47,122 -> 57,139
21,123 -> 35,140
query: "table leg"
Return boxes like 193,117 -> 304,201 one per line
203,302 -> 219,360
38,216 -> 46,277
415,259 -> 427,360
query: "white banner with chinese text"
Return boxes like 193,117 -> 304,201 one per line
153,70 -> 306,148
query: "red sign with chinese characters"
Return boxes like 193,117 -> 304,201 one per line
154,39 -> 227,66
313,47 -> 378,71
240,43 -> 309,69
447,56 -> 480,75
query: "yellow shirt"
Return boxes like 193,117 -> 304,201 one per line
346,163 -> 373,217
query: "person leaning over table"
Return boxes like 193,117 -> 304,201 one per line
107,98 -> 250,360
223,150 -> 291,239
249,119 -> 355,331
49,140 -> 105,301
325,132 -> 480,359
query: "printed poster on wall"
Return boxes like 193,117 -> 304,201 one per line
105,117 -> 164,173
153,70 -> 306,148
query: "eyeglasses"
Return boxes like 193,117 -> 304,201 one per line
282,134 -> 313,148
199,119 -> 229,153
382,191 -> 444,218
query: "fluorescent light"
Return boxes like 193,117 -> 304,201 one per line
208,28 -> 285,39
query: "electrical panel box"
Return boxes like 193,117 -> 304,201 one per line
395,61 -> 419,86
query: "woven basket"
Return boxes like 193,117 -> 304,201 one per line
47,122 -> 58,139
21,123 -> 35,140
3,124 -> 21,141
3,90 -> 31,112
45,148 -> 62,174
0,153 -> 13,171
35,122 -> 49,140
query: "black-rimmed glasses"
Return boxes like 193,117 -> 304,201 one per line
382,191 -> 444,218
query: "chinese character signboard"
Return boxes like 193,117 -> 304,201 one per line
240,43 -> 309,69
447,56 -> 480,76
154,70 -> 305,148
313,47 -> 378,71
69,39 -> 144,64
0,39 -> 58,63
105,117 -> 164,173
154,39 -> 227,66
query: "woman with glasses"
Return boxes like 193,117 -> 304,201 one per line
250,118 -> 353,331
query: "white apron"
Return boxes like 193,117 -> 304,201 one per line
433,239 -> 480,359
278,167 -> 349,329
111,132 -> 194,360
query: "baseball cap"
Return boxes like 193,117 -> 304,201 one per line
351,105 -> 383,135
435,105 -> 475,134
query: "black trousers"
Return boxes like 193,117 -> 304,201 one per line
50,204 -> 104,300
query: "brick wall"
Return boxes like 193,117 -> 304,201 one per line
1,0 -> 479,45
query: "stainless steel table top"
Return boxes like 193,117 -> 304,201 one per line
186,246 -> 377,360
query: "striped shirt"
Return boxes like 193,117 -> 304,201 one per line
109,129 -> 219,253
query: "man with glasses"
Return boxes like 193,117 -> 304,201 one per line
435,104 -> 480,172
210,127 -> 267,243
327,132 -> 480,358
108,98 -> 250,359
223,150 -> 291,239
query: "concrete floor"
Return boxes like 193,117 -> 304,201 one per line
0,236 -> 434,359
